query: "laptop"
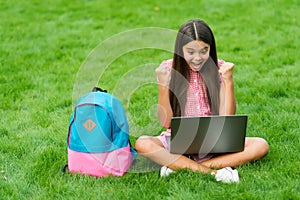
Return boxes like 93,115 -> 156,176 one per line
168,115 -> 247,154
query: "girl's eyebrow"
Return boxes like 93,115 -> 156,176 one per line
186,47 -> 195,51
186,46 -> 208,51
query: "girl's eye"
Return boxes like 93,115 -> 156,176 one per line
188,51 -> 194,55
201,49 -> 208,54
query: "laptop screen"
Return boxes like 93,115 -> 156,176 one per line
169,115 -> 247,154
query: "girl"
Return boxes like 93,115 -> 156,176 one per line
134,19 -> 269,183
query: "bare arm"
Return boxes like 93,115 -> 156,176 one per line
157,85 -> 173,128
155,64 -> 173,128
219,62 -> 236,115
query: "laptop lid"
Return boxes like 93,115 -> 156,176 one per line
169,115 -> 247,154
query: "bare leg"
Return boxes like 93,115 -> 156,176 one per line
134,136 -> 215,174
135,136 -> 268,175
201,137 -> 269,169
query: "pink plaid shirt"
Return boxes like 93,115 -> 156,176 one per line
157,59 -> 224,152
160,59 -> 224,117
185,70 -> 211,116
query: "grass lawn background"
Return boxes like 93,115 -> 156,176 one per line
0,0 -> 299,199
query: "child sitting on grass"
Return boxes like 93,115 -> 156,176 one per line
134,19 -> 269,183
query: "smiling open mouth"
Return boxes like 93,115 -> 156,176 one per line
190,62 -> 203,70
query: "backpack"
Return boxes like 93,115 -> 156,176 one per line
66,87 -> 137,177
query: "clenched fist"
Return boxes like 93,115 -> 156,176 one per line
219,61 -> 234,81
155,65 -> 171,87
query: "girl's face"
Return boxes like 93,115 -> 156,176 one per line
182,40 -> 210,71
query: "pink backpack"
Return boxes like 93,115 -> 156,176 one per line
65,87 -> 137,177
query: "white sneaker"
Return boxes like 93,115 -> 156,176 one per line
213,167 -> 240,183
160,166 -> 174,177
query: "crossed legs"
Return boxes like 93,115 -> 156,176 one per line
134,136 -> 269,173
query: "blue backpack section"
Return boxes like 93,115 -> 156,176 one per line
68,91 -> 137,159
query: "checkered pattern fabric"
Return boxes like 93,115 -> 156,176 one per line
159,59 -> 225,117
184,70 -> 211,116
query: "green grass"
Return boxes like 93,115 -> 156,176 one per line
1,0 -> 299,199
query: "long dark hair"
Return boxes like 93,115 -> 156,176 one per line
169,19 -> 220,116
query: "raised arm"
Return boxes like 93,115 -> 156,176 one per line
219,62 -> 236,115
155,64 -> 173,128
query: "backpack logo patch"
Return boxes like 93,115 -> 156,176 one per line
83,119 -> 96,131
